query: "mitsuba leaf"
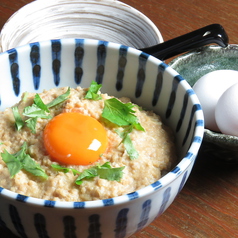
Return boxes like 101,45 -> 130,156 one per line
51,164 -> 80,176
102,97 -> 144,160
75,167 -> 98,185
25,117 -> 38,133
23,104 -> 51,119
51,162 -> 124,185
1,150 -> 22,177
1,142 -> 48,179
12,106 -> 25,131
84,81 -> 102,100
102,98 -> 145,132
14,141 -> 28,161
96,162 -> 125,181
34,94 -> 50,112
102,98 -> 136,126
116,127 -> 139,160
51,164 -> 70,173
12,87 -> 70,133
46,87 -> 70,108
21,154 -> 48,179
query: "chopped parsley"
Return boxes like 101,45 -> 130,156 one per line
51,162 -> 125,185
1,142 -> 48,179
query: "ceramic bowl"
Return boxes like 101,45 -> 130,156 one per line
0,38 -> 204,238
0,0 -> 163,52
169,44 -> 238,164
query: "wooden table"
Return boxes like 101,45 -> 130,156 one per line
0,0 -> 238,237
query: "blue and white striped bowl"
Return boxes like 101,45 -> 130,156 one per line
0,38 -> 204,238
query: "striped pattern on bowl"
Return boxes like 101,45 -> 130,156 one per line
0,38 -> 204,238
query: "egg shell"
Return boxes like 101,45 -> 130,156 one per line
193,70 -> 238,131
215,82 -> 238,136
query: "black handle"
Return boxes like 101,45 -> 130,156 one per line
139,24 -> 229,60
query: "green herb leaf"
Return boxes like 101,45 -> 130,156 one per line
13,88 -> 70,133
85,81 -> 102,100
75,162 -> 124,185
75,167 -> 98,185
46,87 -> 70,108
51,164 -> 80,176
22,92 -> 29,102
23,104 -> 51,119
51,164 -> 70,173
21,154 -> 48,179
121,134 -> 139,160
25,117 -> 38,133
102,98 -> 135,126
132,122 -> 144,131
96,162 -> 125,181
102,98 -> 144,159
1,142 -> 48,179
34,94 -> 50,112
12,106 -> 25,131
1,150 -> 22,177
102,98 -> 145,131
14,141 -> 28,160
116,127 -> 139,160
97,161 -> 111,169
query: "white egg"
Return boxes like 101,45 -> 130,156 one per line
215,83 -> 238,136
193,70 -> 238,131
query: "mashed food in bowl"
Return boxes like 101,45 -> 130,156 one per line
0,85 -> 177,202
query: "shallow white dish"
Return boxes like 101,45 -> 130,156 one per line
0,0 -> 163,52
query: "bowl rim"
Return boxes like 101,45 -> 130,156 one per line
0,38 -> 204,208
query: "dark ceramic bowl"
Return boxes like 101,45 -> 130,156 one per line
169,44 -> 238,164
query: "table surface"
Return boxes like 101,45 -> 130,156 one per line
0,0 -> 238,237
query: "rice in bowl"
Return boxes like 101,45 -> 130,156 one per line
0,86 -> 177,202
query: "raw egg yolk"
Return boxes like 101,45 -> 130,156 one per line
43,112 -> 108,165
